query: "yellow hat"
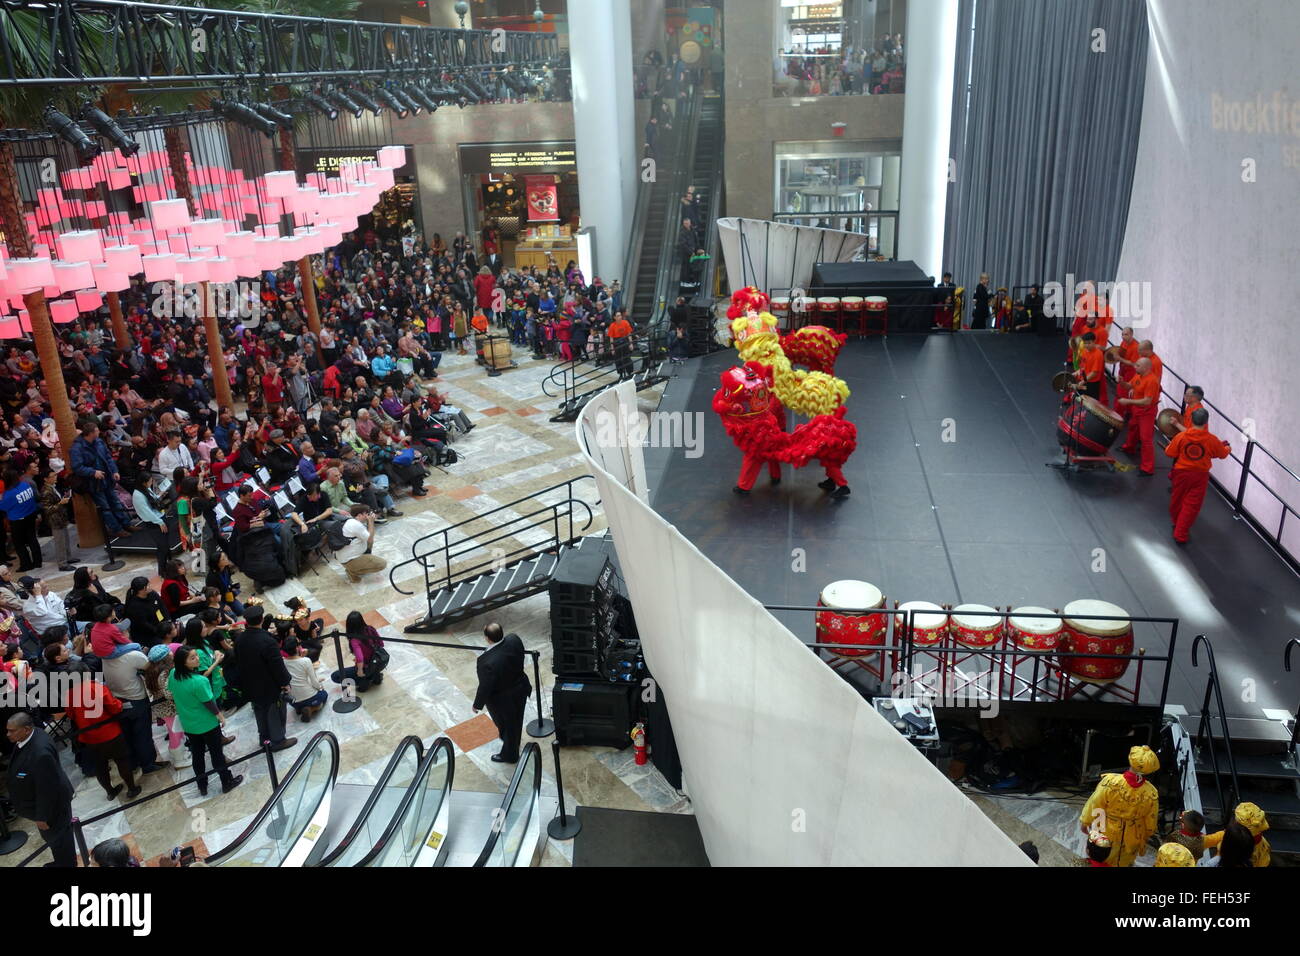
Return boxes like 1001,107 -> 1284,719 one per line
1128,745 -> 1160,775
1234,802 -> 1269,835
1155,843 -> 1194,867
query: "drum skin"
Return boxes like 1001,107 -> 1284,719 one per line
1007,606 -> 1063,651
864,296 -> 888,312
950,603 -> 1002,648
895,601 -> 948,646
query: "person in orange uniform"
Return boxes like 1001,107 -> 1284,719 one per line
1138,340 -> 1162,383
1073,332 -> 1105,402
1175,386 -> 1204,432
606,309 -> 635,380
471,309 -> 489,364
1112,327 -> 1141,418
1165,408 -> 1231,544
1118,357 -> 1160,475
1092,291 -> 1114,349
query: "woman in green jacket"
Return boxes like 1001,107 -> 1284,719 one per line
169,647 -> 243,796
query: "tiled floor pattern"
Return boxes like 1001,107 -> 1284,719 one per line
2,350 -> 685,868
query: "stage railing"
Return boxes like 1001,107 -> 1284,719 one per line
767,283 -> 942,336
764,603 -> 1179,711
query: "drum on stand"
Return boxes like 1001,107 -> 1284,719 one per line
816,580 -> 887,657
791,295 -> 812,329
1007,606 -> 1063,651
895,601 -> 949,646
864,295 -> 888,336
1061,599 -> 1133,684
485,338 -> 514,370
771,297 -> 791,332
840,296 -> 864,335
1057,394 -> 1124,455
950,604 -> 1003,648
816,297 -> 842,333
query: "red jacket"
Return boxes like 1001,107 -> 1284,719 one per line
474,273 -> 497,309
68,680 -> 124,745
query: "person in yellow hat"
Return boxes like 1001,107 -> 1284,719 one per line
1155,843 -> 1195,867
1203,802 -> 1270,867
1079,745 -> 1160,867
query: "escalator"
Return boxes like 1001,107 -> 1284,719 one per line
205,732 -> 545,867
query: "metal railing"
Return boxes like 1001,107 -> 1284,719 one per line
540,333 -> 663,420
1190,635 -> 1241,826
473,741 -> 542,867
1285,638 -> 1300,756
772,210 -> 899,258
387,476 -> 597,620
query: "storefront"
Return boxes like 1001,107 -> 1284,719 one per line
458,141 -> 578,269
295,145 -> 420,242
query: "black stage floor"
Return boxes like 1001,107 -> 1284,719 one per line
647,334 -> 1300,718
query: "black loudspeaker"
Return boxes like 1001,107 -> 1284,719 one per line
603,638 -> 644,683
553,680 -> 636,748
550,549 -> 615,604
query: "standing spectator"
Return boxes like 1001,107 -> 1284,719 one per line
169,646 -> 243,796
234,604 -> 296,752
474,266 -> 497,326
70,420 -> 132,538
102,637 -> 167,774
5,712 -> 77,866
607,309 -> 635,380
0,466 -> 41,570
39,466 -> 77,571
65,675 -> 140,801
131,474 -> 171,578
472,622 -> 531,764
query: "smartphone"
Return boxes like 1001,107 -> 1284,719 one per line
178,845 -> 196,866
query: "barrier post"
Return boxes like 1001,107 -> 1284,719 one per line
1234,440 -> 1255,517
72,818 -> 91,866
526,650 -> 554,738
330,629 -> 363,714
0,812 -> 28,855
546,740 -> 581,841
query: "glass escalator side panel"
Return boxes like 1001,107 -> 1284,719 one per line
368,741 -> 453,867
208,734 -> 337,867
477,743 -> 541,868
325,741 -> 423,867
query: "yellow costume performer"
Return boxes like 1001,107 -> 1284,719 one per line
1079,745 -> 1160,867
727,288 -> 849,418
1203,802 -> 1270,867
1154,843 -> 1195,867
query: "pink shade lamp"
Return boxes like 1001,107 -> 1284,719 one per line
49,298 -> 80,323
206,257 -> 237,283
175,258 -> 209,284
102,244 -> 144,275
5,257 -> 56,292
142,253 -> 181,282
263,170 -> 298,198
187,218 -> 226,245
75,290 -> 104,311
149,198 -> 191,230
92,264 -> 129,294
56,230 -> 105,264
52,261 -> 96,293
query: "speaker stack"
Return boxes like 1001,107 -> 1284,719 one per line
549,543 -> 644,748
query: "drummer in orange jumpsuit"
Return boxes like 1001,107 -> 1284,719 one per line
1073,332 -> 1106,403
1175,386 -> 1204,432
1165,408 -> 1231,544
1112,328 -> 1141,419
1118,358 -> 1160,475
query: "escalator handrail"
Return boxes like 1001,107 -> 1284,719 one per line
355,736 -> 456,867
314,735 -> 425,867
472,741 -> 543,868
690,101 -> 726,314
204,731 -> 340,865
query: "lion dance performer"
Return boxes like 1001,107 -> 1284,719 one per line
1078,745 -> 1160,867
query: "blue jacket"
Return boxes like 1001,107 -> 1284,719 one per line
70,435 -> 118,482
0,480 -> 38,520
371,354 -> 395,378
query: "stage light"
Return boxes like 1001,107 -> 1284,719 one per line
79,104 -> 140,157
212,98 -> 278,137
453,81 -> 479,106
253,102 -> 294,128
45,106 -> 101,164
349,87 -> 384,117
375,87 -> 409,118
390,87 -> 422,115
304,91 -> 339,120
407,86 -> 439,112
326,88 -> 364,119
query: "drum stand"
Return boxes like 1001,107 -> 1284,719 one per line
1060,650 -> 1146,705
1048,390 -> 1118,473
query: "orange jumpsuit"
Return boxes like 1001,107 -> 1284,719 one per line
1113,339 -> 1140,417
1120,372 -> 1161,474
1076,347 -> 1108,405
1165,426 -> 1231,542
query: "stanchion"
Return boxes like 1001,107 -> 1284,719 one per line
525,650 -> 553,738
0,813 -> 28,855
72,818 -> 91,866
330,630 -> 363,714
546,740 -> 581,841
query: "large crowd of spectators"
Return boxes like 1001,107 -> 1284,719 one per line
774,35 -> 905,97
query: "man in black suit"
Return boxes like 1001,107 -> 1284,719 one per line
5,713 -> 77,866
235,606 -> 297,752
472,622 -> 532,764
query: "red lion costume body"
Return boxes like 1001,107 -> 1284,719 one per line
713,361 -> 857,497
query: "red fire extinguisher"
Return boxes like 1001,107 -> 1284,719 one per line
630,722 -> 648,766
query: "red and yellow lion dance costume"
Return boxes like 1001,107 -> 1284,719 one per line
714,290 -> 858,498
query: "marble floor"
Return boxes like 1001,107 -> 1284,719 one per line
1,349 -> 687,868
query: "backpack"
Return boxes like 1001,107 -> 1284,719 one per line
362,632 -> 389,678
322,515 -> 352,552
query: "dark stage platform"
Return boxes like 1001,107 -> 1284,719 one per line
809,259 -> 936,332
646,334 -> 1300,718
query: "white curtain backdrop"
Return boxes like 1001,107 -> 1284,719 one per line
577,386 -> 1030,866
717,217 -> 867,299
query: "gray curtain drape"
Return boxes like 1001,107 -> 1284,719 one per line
942,0 -> 1149,316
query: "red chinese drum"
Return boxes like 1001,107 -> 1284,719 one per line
1006,606 -> 1064,651
895,601 -> 948,646
1061,599 -> 1133,683
816,580 -> 887,657
950,603 -> 1003,648
770,296 -> 791,331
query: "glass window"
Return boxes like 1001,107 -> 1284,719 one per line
774,142 -> 901,258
